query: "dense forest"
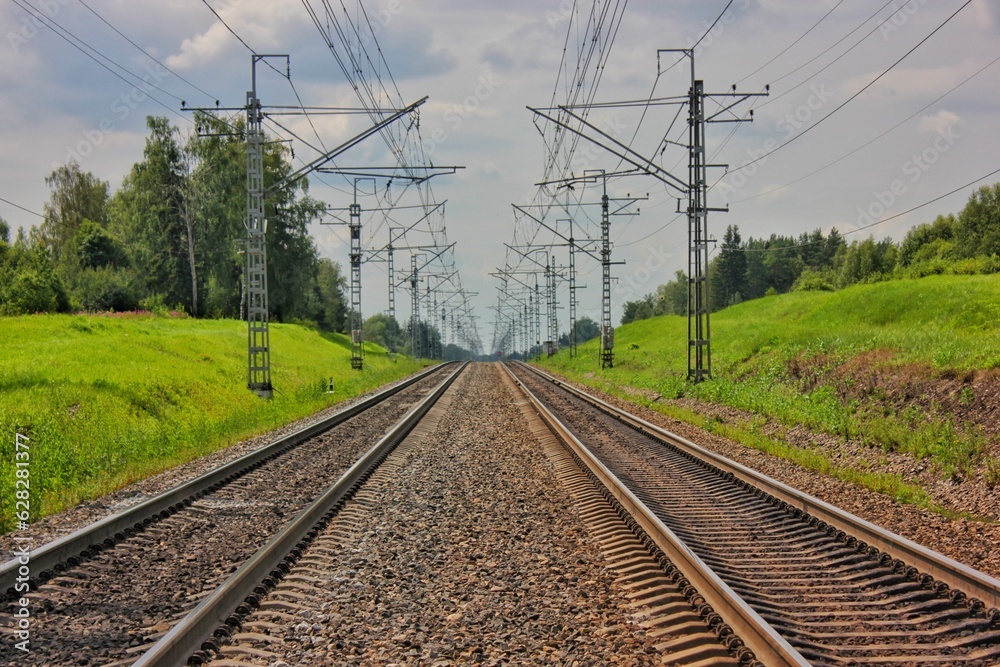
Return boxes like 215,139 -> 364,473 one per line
622,183 -> 1000,324
0,115 -> 459,356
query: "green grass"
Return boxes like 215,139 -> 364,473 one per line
541,275 -> 1000,510
0,313 -> 424,532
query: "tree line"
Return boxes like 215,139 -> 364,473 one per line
0,114 -> 473,358
1,115 -> 347,330
622,183 -> 1000,324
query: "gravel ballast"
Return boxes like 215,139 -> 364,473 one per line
545,368 -> 1000,581
219,363 -> 664,666
0,370 -> 428,558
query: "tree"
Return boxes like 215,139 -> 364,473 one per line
560,316 -> 601,346
654,271 -> 688,316
40,161 -> 109,264
0,235 -> 70,315
633,300 -> 654,321
185,113 -> 327,323
823,227 -> 845,266
71,220 -> 129,270
838,237 -> 896,286
742,243 -> 768,300
109,117 -> 190,309
315,258 -> 347,332
762,237 -> 804,294
188,113 -> 246,318
713,224 -> 747,308
954,184 -> 1000,258
572,316 -> 601,342
363,313 -> 403,350
266,191 -> 323,323
406,318 -> 442,358
898,214 -> 955,267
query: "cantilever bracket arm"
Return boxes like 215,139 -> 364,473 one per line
528,105 -> 689,194
492,269 -> 536,293
315,166 -> 463,183
265,96 -> 428,196
365,201 -> 447,257
512,205 -> 603,264
394,243 -> 456,288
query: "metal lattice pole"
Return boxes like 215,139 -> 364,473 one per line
410,256 -> 419,358
387,234 -> 396,323
545,253 -> 555,357
688,78 -> 710,382
523,304 -> 529,360
432,291 -> 439,359
600,178 -> 614,369
534,278 -> 542,362
349,189 -> 363,370
245,67 -> 272,398
552,271 -> 559,354
568,219 -> 577,358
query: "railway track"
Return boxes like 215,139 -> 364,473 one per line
0,362 -> 458,666
506,361 -> 1000,667
128,361 -> 752,666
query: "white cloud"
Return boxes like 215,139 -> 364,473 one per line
166,22 -> 234,71
918,110 -> 961,134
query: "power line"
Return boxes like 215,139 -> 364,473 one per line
619,212 -> 683,248
728,52 -> 1000,204
762,0 -> 896,95
197,0 -> 359,197
611,0 -> 731,175
11,0 -> 185,121
729,0 -> 972,173
0,196 -> 44,218
199,0 -> 255,56
843,166 -> 1000,237
287,75 -> 327,153
735,0 -> 845,85
299,0 -> 482,350
735,166 -> 1000,253
692,0 -> 733,51
75,0 -> 217,103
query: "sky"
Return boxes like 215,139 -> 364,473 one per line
1,0 -> 998,351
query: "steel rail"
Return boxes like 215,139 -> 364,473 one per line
133,361 -> 467,667
520,362 -> 1000,612
503,363 -> 810,667
1,363 -> 453,597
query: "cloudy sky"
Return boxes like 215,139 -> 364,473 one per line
2,0 -> 998,347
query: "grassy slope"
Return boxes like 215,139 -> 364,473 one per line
0,314 -> 423,530
541,275 -> 1000,510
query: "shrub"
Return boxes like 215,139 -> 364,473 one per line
1,268 -> 65,314
793,269 -> 835,292
73,267 -> 139,312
